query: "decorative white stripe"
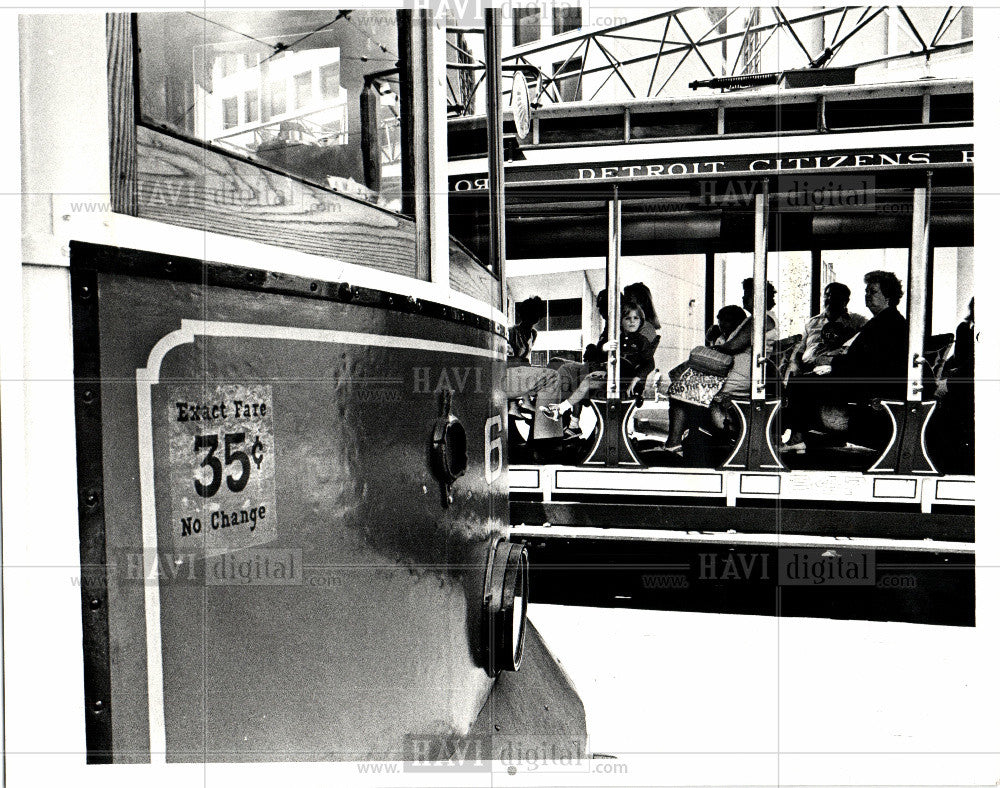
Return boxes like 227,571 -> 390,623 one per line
741,474 -> 781,495
722,401 -> 749,469
508,468 -> 540,489
555,468 -> 724,494
514,463 -> 970,504
136,320 -> 500,762
509,524 -> 974,554
936,478 -> 975,502
869,401 -> 901,473
873,477 -> 918,499
919,400 -> 939,474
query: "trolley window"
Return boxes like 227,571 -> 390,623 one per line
137,11 -> 407,211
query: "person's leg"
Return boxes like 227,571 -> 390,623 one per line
667,399 -> 688,447
564,373 -> 601,409
505,365 -> 559,400
530,368 -> 566,441
542,371 -> 604,420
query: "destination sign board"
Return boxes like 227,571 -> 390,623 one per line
449,144 -> 973,191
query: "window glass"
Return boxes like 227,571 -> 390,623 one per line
552,56 -> 582,102
553,4 -> 582,35
547,297 -> 583,330
821,249 -> 908,319
513,7 -> 541,46
137,10 -> 406,211
930,247 -> 974,336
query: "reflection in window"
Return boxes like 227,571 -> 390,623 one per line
294,71 -> 312,108
269,80 -> 286,116
320,62 -> 341,100
222,96 -> 239,128
137,11 -> 406,210
245,89 -> 259,124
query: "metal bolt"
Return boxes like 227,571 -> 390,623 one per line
92,699 -> 105,714
84,490 -> 99,508
82,389 -> 96,404
89,597 -> 102,610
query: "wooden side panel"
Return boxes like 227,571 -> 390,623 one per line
135,126 -> 417,277
107,13 -> 137,215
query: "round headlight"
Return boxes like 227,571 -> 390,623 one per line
483,539 -> 529,676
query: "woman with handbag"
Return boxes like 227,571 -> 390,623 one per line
663,305 -> 752,452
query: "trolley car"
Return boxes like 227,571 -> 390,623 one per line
12,9 -> 584,769
447,67 -> 975,625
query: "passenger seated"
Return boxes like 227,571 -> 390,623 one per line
740,278 -> 778,355
782,270 -> 908,452
505,296 -> 563,441
786,282 -> 868,379
624,282 -> 661,344
663,305 -> 752,453
548,284 -> 661,437
508,296 -> 543,365
929,298 -> 974,473
541,302 -> 656,427
545,289 -> 609,437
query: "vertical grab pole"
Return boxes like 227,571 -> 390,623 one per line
907,177 -> 932,402
585,186 -> 640,466
606,187 -> 621,400
484,7 -> 506,312
751,184 -> 769,401
867,174 -> 938,475
722,182 -> 784,471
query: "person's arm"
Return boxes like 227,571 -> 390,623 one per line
715,318 -> 751,354
625,337 -> 657,396
787,318 -> 812,374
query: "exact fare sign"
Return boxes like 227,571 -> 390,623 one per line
167,384 -> 277,555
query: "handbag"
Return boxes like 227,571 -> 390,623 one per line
688,345 -> 734,376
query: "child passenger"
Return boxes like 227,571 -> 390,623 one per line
541,302 -> 656,428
